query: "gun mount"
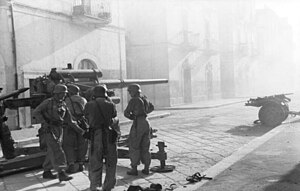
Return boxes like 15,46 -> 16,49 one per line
245,93 -> 292,127
31,67 -> 168,103
0,67 -> 169,176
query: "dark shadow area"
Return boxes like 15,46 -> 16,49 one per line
263,163 -> 300,191
0,165 -> 42,178
287,118 -> 300,124
226,123 -> 275,137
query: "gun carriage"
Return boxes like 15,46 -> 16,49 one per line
245,93 -> 293,127
0,67 -> 170,176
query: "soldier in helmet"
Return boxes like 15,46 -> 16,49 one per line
63,84 -> 88,173
0,87 -> 15,159
33,84 -> 85,182
124,84 -> 154,176
84,85 -> 119,191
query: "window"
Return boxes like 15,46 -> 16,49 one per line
78,59 -> 97,69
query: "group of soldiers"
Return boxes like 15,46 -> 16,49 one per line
32,83 -> 154,191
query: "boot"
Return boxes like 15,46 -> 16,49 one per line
78,163 -> 84,172
142,165 -> 150,175
66,163 -> 77,174
58,170 -> 73,182
42,171 -> 57,179
141,168 -> 149,175
127,166 -> 138,176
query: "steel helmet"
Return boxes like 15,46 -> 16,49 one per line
127,84 -> 141,93
67,84 -> 80,95
53,84 -> 68,94
93,85 -> 108,97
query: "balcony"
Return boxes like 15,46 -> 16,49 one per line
72,0 -> 111,25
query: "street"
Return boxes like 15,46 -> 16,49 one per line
116,101 -> 272,189
2,95 -> 300,191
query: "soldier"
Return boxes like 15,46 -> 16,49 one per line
84,85 -> 118,191
0,87 -> 15,159
124,84 -> 154,176
63,84 -> 88,173
33,84 -> 85,182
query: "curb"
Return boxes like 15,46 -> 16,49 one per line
156,100 -> 246,110
14,112 -> 171,147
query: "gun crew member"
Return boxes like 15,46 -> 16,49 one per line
124,84 -> 154,176
33,84 -> 85,182
63,84 -> 88,173
84,85 -> 119,191
0,87 -> 15,160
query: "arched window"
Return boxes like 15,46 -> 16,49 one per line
78,59 -> 97,69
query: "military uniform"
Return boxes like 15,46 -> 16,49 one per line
124,96 -> 151,173
64,94 -> 88,172
0,104 -> 15,159
33,88 -> 84,181
84,92 -> 118,191
0,88 -> 15,160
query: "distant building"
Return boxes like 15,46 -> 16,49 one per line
123,0 -> 221,106
250,7 -> 295,95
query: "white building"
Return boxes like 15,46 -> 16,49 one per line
0,0 -> 127,129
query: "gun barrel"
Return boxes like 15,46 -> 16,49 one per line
100,79 -> 169,89
0,88 -> 29,102
56,69 -> 103,79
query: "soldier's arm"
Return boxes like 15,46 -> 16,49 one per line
124,99 -> 135,120
64,108 -> 85,135
32,99 -> 50,124
83,102 -> 91,121
112,102 -> 117,118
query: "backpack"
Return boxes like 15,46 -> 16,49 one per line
140,95 -> 154,114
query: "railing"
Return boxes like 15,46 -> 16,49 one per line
169,31 -> 219,53
73,0 -> 111,20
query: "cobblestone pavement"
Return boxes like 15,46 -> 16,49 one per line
1,95 -> 300,191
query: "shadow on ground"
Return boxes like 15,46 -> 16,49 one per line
226,123 -> 275,137
263,163 -> 300,191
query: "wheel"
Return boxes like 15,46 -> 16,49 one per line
281,103 -> 289,121
258,104 -> 286,127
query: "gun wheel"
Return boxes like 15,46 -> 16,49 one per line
258,104 -> 286,127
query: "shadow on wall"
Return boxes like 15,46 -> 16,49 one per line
15,16 -> 96,65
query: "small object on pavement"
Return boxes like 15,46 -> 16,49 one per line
165,183 -> 178,191
127,185 -> 144,191
149,183 -> 162,190
150,142 -> 175,173
186,172 -> 212,183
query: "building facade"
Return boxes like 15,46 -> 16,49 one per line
124,0 -> 221,106
0,0 -> 127,129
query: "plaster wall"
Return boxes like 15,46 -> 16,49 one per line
3,1 -> 127,128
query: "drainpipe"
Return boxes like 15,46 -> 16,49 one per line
9,0 -> 20,128
117,0 -> 124,111
9,0 -> 18,90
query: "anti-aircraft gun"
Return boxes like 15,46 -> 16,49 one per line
31,66 -> 168,103
0,66 -> 169,176
245,93 -> 292,127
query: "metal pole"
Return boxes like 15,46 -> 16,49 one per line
117,0 -> 124,111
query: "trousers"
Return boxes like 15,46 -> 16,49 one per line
63,127 -> 88,164
88,128 -> 118,190
128,117 -> 151,168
